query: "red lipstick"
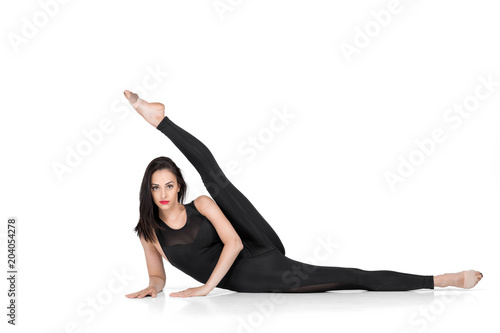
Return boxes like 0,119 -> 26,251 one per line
160,201 -> 169,205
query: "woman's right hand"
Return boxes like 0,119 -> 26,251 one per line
125,286 -> 161,299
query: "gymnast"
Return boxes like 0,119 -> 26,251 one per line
122,90 -> 483,298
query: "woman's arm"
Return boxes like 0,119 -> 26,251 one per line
140,235 -> 167,292
169,195 -> 243,297
195,195 -> 243,290
126,235 -> 167,298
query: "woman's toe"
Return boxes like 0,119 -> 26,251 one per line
123,90 -> 138,104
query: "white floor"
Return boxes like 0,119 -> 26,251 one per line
107,286 -> 497,333
8,282 -> 495,333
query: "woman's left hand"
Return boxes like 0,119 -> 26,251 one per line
169,285 -> 213,298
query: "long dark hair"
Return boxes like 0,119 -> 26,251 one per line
134,156 -> 187,243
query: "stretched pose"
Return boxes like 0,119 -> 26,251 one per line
123,90 -> 483,298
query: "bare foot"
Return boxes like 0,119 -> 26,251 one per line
123,90 -> 165,127
434,270 -> 483,289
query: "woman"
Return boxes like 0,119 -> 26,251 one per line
123,90 -> 483,298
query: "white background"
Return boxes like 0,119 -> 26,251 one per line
1,0 -> 499,332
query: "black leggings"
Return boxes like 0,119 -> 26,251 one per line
156,115 -> 434,292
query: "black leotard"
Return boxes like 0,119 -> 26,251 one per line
153,116 -> 434,292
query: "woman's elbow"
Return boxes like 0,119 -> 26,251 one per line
227,239 -> 244,251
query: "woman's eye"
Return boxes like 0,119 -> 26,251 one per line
152,185 -> 172,190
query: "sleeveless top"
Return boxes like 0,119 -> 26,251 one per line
154,201 -> 203,247
153,200 -> 275,285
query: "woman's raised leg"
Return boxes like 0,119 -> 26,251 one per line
124,90 -> 286,254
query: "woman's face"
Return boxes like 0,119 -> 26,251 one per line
150,169 -> 180,210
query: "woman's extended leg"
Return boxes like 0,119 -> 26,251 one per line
123,90 -> 286,254
279,261 -> 436,292
154,115 -> 286,255
277,263 -> 484,292
220,247 -> 482,292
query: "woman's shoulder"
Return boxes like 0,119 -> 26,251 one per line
191,195 -> 214,216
